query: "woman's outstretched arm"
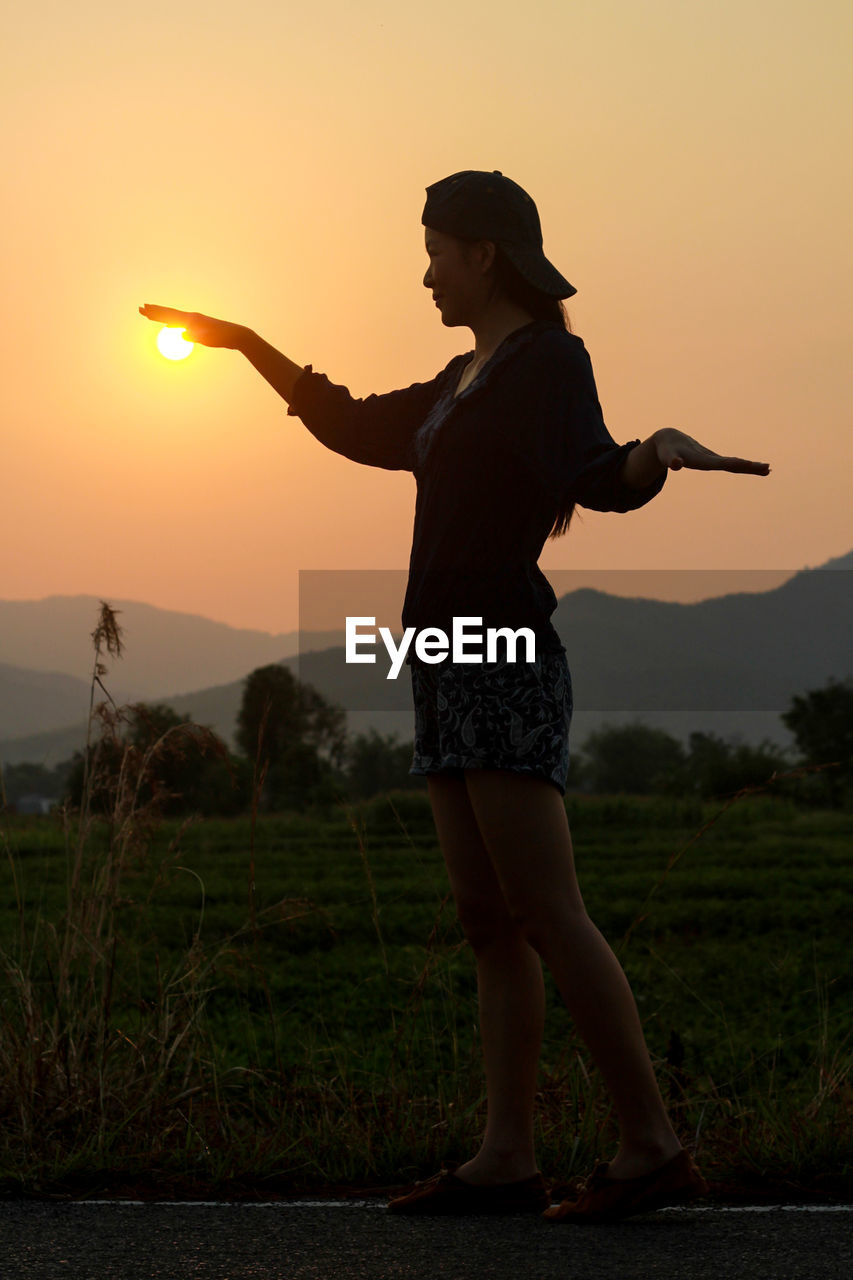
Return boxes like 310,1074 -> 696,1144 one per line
138,302 -> 443,471
138,305 -> 305,407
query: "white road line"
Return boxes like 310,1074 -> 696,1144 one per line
68,1201 -> 853,1212
662,1205 -> 853,1214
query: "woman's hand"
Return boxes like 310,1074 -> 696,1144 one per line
139,304 -> 305,406
139,304 -> 249,350
655,428 -> 770,475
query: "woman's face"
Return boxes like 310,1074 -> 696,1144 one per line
423,227 -> 494,328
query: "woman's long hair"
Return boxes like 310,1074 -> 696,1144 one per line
491,247 -> 577,539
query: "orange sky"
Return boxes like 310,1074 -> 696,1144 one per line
4,0 -> 851,634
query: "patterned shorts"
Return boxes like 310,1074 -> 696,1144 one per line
408,648 -> 573,795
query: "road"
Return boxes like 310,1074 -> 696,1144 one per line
1,1199 -> 851,1279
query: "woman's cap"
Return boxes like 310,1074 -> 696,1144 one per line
422,170 -> 577,299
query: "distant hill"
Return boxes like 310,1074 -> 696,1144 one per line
0,652 -> 412,767
1,554 -> 849,767
0,722 -> 99,770
551,560 -> 853,713
0,664 -> 95,742
0,595 -> 345,699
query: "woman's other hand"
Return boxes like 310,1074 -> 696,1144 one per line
655,428 -> 770,476
139,304 -> 249,350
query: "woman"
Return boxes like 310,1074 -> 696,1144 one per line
140,169 -> 770,1222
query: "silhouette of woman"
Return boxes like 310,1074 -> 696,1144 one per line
140,169 -> 769,1222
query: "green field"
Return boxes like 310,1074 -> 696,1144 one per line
1,792 -> 851,1200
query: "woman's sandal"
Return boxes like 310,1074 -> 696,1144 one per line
387,1166 -> 551,1215
543,1148 -> 709,1224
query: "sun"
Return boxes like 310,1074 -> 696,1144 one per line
156,326 -> 194,361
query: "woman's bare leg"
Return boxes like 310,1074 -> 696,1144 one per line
427,774 -> 543,1183
468,932 -> 546,1181
463,769 -> 682,1178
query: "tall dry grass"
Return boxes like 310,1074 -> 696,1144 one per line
0,603 -> 324,1194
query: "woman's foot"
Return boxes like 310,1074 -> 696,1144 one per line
544,1147 -> 709,1224
453,1153 -> 540,1186
387,1165 -> 549,1215
603,1135 -> 684,1181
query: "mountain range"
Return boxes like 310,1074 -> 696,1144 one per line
1,550 -> 850,766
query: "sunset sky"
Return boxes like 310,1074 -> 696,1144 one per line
4,0 -> 851,635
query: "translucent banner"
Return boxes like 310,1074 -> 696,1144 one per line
295,568 -> 851,715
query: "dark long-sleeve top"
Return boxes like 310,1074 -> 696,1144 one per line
286,320 -> 666,665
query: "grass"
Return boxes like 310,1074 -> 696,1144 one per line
1,795 -> 851,1201
0,604 -> 851,1201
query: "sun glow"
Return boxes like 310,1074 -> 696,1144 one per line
157,326 -> 194,361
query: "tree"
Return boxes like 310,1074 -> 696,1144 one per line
235,664 -> 348,810
781,678 -> 853,806
577,721 -> 793,801
579,722 -> 687,795
668,731 -> 792,800
0,760 -> 74,808
345,729 -> 423,799
65,703 -> 246,817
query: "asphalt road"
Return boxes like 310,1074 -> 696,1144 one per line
1,1200 -> 851,1280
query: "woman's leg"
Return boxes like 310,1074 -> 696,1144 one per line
426,773 -> 544,1184
463,769 -> 682,1179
